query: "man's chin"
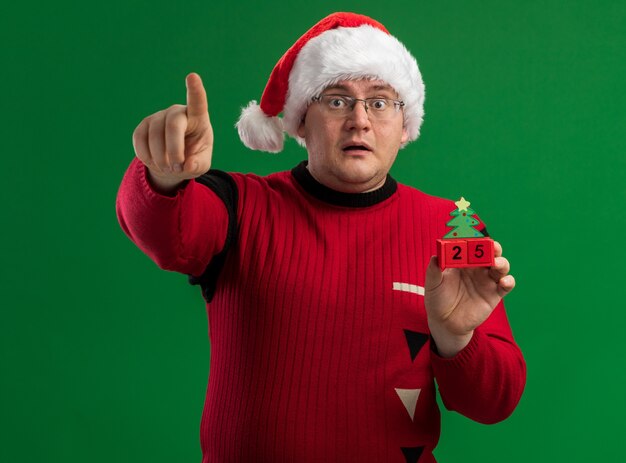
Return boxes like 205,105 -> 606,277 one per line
333,168 -> 383,193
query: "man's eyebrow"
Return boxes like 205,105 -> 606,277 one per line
323,84 -> 397,95
371,84 -> 395,92
323,84 -> 350,92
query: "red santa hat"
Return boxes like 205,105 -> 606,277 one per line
236,12 -> 425,152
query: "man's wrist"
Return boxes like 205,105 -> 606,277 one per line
429,326 -> 473,358
146,168 -> 186,196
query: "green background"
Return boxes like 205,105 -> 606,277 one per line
2,0 -> 625,461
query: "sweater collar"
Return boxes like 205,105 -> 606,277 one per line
291,161 -> 397,208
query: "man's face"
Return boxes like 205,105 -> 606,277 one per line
297,79 -> 409,194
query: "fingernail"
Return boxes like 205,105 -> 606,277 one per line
173,164 -> 182,172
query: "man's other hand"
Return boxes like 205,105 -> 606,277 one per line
424,241 -> 515,357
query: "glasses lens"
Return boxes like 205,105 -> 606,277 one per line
322,96 -> 350,113
318,95 -> 399,119
369,99 -> 398,119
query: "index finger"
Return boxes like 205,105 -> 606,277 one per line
186,72 -> 208,120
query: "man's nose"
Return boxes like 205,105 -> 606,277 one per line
345,99 -> 371,130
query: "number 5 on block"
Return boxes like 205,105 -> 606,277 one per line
436,238 -> 495,271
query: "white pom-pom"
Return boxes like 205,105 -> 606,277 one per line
236,101 -> 284,153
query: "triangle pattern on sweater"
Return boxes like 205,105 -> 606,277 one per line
403,330 -> 429,362
401,446 -> 425,463
395,388 -> 421,421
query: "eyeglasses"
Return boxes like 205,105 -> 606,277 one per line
311,94 -> 405,120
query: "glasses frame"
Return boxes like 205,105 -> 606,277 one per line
311,94 -> 405,118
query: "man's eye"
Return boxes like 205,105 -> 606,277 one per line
370,99 -> 388,110
328,97 -> 347,108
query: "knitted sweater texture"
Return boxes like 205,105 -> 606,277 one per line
116,158 -> 526,463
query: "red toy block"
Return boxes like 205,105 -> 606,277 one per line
467,238 -> 495,266
437,238 -> 495,270
437,239 -> 467,271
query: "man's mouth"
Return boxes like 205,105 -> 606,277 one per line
342,142 -> 373,155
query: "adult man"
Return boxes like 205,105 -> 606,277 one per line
116,12 -> 525,463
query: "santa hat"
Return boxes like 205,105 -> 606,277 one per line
236,12 -> 425,153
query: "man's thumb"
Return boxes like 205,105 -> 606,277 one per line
425,256 -> 443,290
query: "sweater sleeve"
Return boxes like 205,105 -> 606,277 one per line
115,157 -> 229,277
430,300 -> 526,424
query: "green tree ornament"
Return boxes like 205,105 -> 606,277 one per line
443,197 -> 485,239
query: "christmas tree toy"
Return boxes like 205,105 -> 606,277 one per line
436,197 -> 495,271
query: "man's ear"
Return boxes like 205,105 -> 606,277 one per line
401,126 -> 409,144
297,116 -> 306,138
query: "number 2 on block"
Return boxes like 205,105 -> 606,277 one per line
445,241 -> 467,264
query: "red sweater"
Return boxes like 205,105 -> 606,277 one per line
116,158 -> 526,463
